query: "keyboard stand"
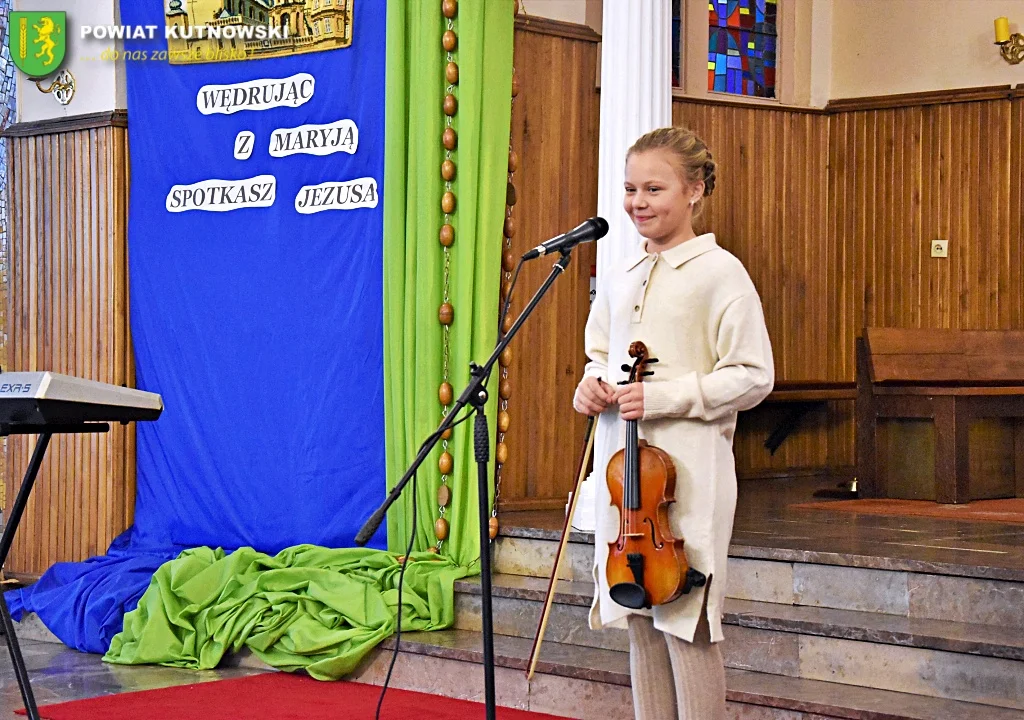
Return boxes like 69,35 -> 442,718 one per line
0,423 -> 110,720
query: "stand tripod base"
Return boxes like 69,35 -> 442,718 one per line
0,592 -> 37,719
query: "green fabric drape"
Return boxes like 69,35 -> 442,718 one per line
383,1 -> 514,566
104,546 -> 470,680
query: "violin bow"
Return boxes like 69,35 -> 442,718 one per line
525,412 -> 597,681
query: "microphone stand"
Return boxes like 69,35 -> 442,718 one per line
356,249 -> 576,720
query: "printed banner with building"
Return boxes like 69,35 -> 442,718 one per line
122,0 -> 388,554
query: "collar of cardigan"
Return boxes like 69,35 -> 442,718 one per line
625,232 -> 718,271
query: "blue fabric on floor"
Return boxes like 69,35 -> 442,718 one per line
5,531 -> 179,653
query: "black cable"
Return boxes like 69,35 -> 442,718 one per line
374,470 -> 417,720
373,409 -> 474,719
492,258 -> 526,388
497,257 -> 525,341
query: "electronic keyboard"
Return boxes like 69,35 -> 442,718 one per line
0,371 -> 162,426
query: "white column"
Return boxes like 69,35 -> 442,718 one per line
595,0 -> 672,278
572,0 -> 672,532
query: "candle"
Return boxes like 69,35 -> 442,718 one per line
995,17 -> 1011,44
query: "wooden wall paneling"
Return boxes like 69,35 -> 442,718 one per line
671,101 -> 841,474
666,92 -> 1024,479
116,126 -> 135,533
1013,90 -> 1024,331
4,122 -> 131,577
498,19 -> 600,511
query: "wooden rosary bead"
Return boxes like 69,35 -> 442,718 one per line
442,29 -> 457,51
437,484 -> 452,507
511,72 -> 519,98
488,516 -> 499,540
443,127 -> 457,150
439,302 -> 454,325
500,347 -> 512,367
428,546 -> 440,554
434,517 -> 450,541
442,191 -> 456,214
502,249 -> 515,271
446,61 -> 459,85
501,313 -> 513,334
443,93 -> 457,116
506,182 -> 516,207
441,427 -> 452,440
439,382 -> 453,406
442,0 -> 458,19
501,279 -> 512,297
496,442 -> 508,465
439,450 -> 453,475
441,159 -> 456,181
499,378 -> 512,399
440,223 -> 455,246
498,410 -> 510,433
503,216 -> 516,238
508,149 -> 518,172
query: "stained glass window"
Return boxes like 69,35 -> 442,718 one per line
671,0 -> 682,87
708,0 -> 777,98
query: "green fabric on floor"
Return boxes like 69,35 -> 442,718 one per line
104,546 -> 471,680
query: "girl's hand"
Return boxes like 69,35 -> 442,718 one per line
574,376 -> 615,416
612,384 -> 644,420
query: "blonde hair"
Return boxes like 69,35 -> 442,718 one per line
626,127 -> 717,217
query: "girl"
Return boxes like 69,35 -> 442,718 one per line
573,127 -> 774,720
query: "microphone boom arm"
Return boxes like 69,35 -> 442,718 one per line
354,250 -> 575,546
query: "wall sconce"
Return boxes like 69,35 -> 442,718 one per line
995,17 -> 1024,64
35,69 -> 75,105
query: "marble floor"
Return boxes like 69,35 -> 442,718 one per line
0,640 -> 266,718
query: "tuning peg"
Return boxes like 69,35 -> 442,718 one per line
620,364 -> 632,372
646,357 -> 660,364
617,379 -> 630,386
641,371 -> 655,377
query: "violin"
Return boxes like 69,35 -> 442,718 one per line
606,341 -> 706,609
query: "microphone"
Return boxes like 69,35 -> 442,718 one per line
522,217 -> 609,260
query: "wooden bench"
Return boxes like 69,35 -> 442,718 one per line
760,382 -> 856,454
856,328 -> 1024,503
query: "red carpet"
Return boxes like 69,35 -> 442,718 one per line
790,498 -> 1024,524
18,673 -> 570,720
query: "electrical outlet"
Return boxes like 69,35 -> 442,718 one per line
931,240 -> 949,258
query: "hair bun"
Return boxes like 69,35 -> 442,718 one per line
702,158 -> 717,197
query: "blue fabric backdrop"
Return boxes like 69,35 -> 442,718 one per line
7,0 -> 388,652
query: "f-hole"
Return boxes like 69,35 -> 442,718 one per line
643,517 -> 663,549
